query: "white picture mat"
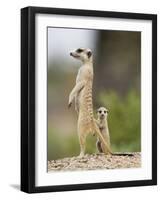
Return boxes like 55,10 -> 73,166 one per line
35,14 -> 152,187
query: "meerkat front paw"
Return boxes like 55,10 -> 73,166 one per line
68,102 -> 72,108
68,95 -> 73,108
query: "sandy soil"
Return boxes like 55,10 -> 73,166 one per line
48,152 -> 141,171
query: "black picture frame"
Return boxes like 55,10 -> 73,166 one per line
21,6 -> 157,193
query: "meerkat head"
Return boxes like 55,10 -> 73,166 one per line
97,107 -> 109,120
70,48 -> 93,63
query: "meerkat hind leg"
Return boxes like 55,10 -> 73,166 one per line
78,130 -> 87,157
94,124 -> 112,154
96,139 -> 103,153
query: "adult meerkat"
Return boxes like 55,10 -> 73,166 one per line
96,106 -> 134,156
68,48 -> 112,157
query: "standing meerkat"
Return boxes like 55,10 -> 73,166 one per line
68,48 -> 112,157
96,107 -> 111,153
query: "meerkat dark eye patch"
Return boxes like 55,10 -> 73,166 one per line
104,110 -> 107,114
76,48 -> 83,53
99,110 -> 102,114
87,51 -> 92,58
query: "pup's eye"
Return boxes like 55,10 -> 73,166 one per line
104,111 -> 107,114
99,110 -> 102,114
76,48 -> 83,53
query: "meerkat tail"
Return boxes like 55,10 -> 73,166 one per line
112,153 -> 134,156
93,120 -> 112,154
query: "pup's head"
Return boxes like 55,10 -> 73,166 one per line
70,48 -> 92,63
97,107 -> 109,120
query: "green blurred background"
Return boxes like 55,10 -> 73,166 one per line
47,28 -> 141,161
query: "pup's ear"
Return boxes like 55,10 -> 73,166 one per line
87,51 -> 92,58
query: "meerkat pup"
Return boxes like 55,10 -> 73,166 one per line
68,48 -> 112,157
96,107 -> 111,153
96,107 -> 134,156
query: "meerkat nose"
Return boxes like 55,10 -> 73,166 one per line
70,52 -> 73,56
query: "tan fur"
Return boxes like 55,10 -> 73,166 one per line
68,48 -> 112,156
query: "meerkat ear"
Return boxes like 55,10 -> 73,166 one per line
87,51 -> 92,58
